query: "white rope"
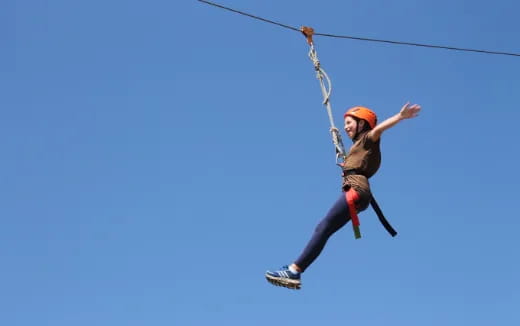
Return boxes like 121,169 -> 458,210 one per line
307,45 -> 347,163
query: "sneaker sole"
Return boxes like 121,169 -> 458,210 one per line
265,274 -> 301,290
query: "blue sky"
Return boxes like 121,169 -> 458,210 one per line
4,1 -> 520,325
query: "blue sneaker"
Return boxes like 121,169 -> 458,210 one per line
265,265 -> 301,290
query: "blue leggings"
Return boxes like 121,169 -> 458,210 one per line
294,193 -> 354,272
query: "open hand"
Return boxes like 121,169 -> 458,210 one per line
399,102 -> 421,119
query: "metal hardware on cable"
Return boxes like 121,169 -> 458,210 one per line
301,26 -> 347,165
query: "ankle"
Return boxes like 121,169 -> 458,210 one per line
289,264 -> 302,273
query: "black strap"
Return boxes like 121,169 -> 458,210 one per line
370,197 -> 397,237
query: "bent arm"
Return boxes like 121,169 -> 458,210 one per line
368,102 -> 421,141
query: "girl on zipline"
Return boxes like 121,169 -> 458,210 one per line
265,102 -> 421,290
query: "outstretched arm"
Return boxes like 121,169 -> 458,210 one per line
368,102 -> 421,141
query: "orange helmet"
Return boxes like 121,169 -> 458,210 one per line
344,106 -> 377,129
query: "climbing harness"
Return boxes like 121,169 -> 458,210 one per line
300,26 -> 397,239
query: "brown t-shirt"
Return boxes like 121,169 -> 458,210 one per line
342,131 -> 381,210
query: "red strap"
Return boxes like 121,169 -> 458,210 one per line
345,189 -> 362,239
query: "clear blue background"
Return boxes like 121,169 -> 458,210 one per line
4,1 -> 520,325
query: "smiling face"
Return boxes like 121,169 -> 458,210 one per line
344,115 -> 365,139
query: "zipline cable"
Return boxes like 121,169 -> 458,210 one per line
198,0 -> 520,58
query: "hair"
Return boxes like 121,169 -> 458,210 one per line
351,117 -> 372,141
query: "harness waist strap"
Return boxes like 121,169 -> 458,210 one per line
342,169 -> 365,177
